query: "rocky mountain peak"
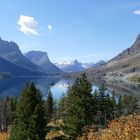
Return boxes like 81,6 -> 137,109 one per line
24,51 -> 50,64
0,38 -> 21,53
136,33 -> 140,41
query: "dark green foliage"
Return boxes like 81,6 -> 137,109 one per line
9,83 -> 47,140
59,93 -> 67,119
0,97 -> 17,132
52,100 -> 59,124
62,73 -> 96,139
117,95 -> 122,116
45,87 -> 54,123
94,84 -> 118,126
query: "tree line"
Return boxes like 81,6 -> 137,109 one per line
0,73 -> 139,140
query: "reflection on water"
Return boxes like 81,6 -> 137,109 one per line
0,76 -> 60,98
0,76 -> 140,100
93,78 -> 140,99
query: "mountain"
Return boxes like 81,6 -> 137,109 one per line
55,59 -> 84,72
0,38 -> 43,73
92,60 -> 105,67
56,60 -> 105,73
86,34 -> 140,79
82,60 -> 105,69
0,56 -> 42,77
82,62 -> 95,69
24,51 -> 63,74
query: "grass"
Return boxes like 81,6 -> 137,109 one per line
127,74 -> 140,84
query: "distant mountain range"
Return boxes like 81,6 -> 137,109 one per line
55,59 -> 105,73
0,37 -> 101,78
0,37 -> 63,77
1,33 -> 140,81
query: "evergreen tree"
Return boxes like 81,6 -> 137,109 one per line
0,97 -> 17,132
62,73 -> 96,139
59,93 -> 67,119
95,84 -> 117,126
45,86 -> 54,123
9,83 -> 47,140
117,95 -> 122,116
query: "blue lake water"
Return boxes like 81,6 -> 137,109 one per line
0,76 -> 99,99
0,76 -> 140,100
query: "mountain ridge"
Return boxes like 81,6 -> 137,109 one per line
0,38 -> 44,73
85,34 -> 140,80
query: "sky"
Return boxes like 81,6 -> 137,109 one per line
0,0 -> 140,63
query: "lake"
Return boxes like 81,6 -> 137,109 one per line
0,76 -> 140,100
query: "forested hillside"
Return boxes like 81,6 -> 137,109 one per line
0,73 -> 139,140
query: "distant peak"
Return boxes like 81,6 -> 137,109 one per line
0,38 -> 20,52
74,59 -> 78,62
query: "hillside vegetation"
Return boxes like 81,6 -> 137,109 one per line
77,115 -> 140,140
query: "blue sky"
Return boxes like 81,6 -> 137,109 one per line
0,0 -> 140,63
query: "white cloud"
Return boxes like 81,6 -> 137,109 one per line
48,25 -> 53,31
17,15 -> 38,35
134,9 -> 140,15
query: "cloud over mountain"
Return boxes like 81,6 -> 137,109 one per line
17,15 -> 38,35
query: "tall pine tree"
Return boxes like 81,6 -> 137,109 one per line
62,73 -> 96,139
45,86 -> 54,123
10,83 -> 47,140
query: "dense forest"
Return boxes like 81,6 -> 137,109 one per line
0,73 -> 140,140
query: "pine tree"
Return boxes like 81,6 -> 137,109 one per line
62,73 -> 96,139
9,83 -> 47,140
95,84 -> 117,126
117,95 -> 122,116
45,86 -> 54,123
59,93 -> 67,119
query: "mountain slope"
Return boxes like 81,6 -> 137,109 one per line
0,56 -> 42,76
86,34 -> 140,78
0,38 -> 43,73
24,51 -> 63,74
